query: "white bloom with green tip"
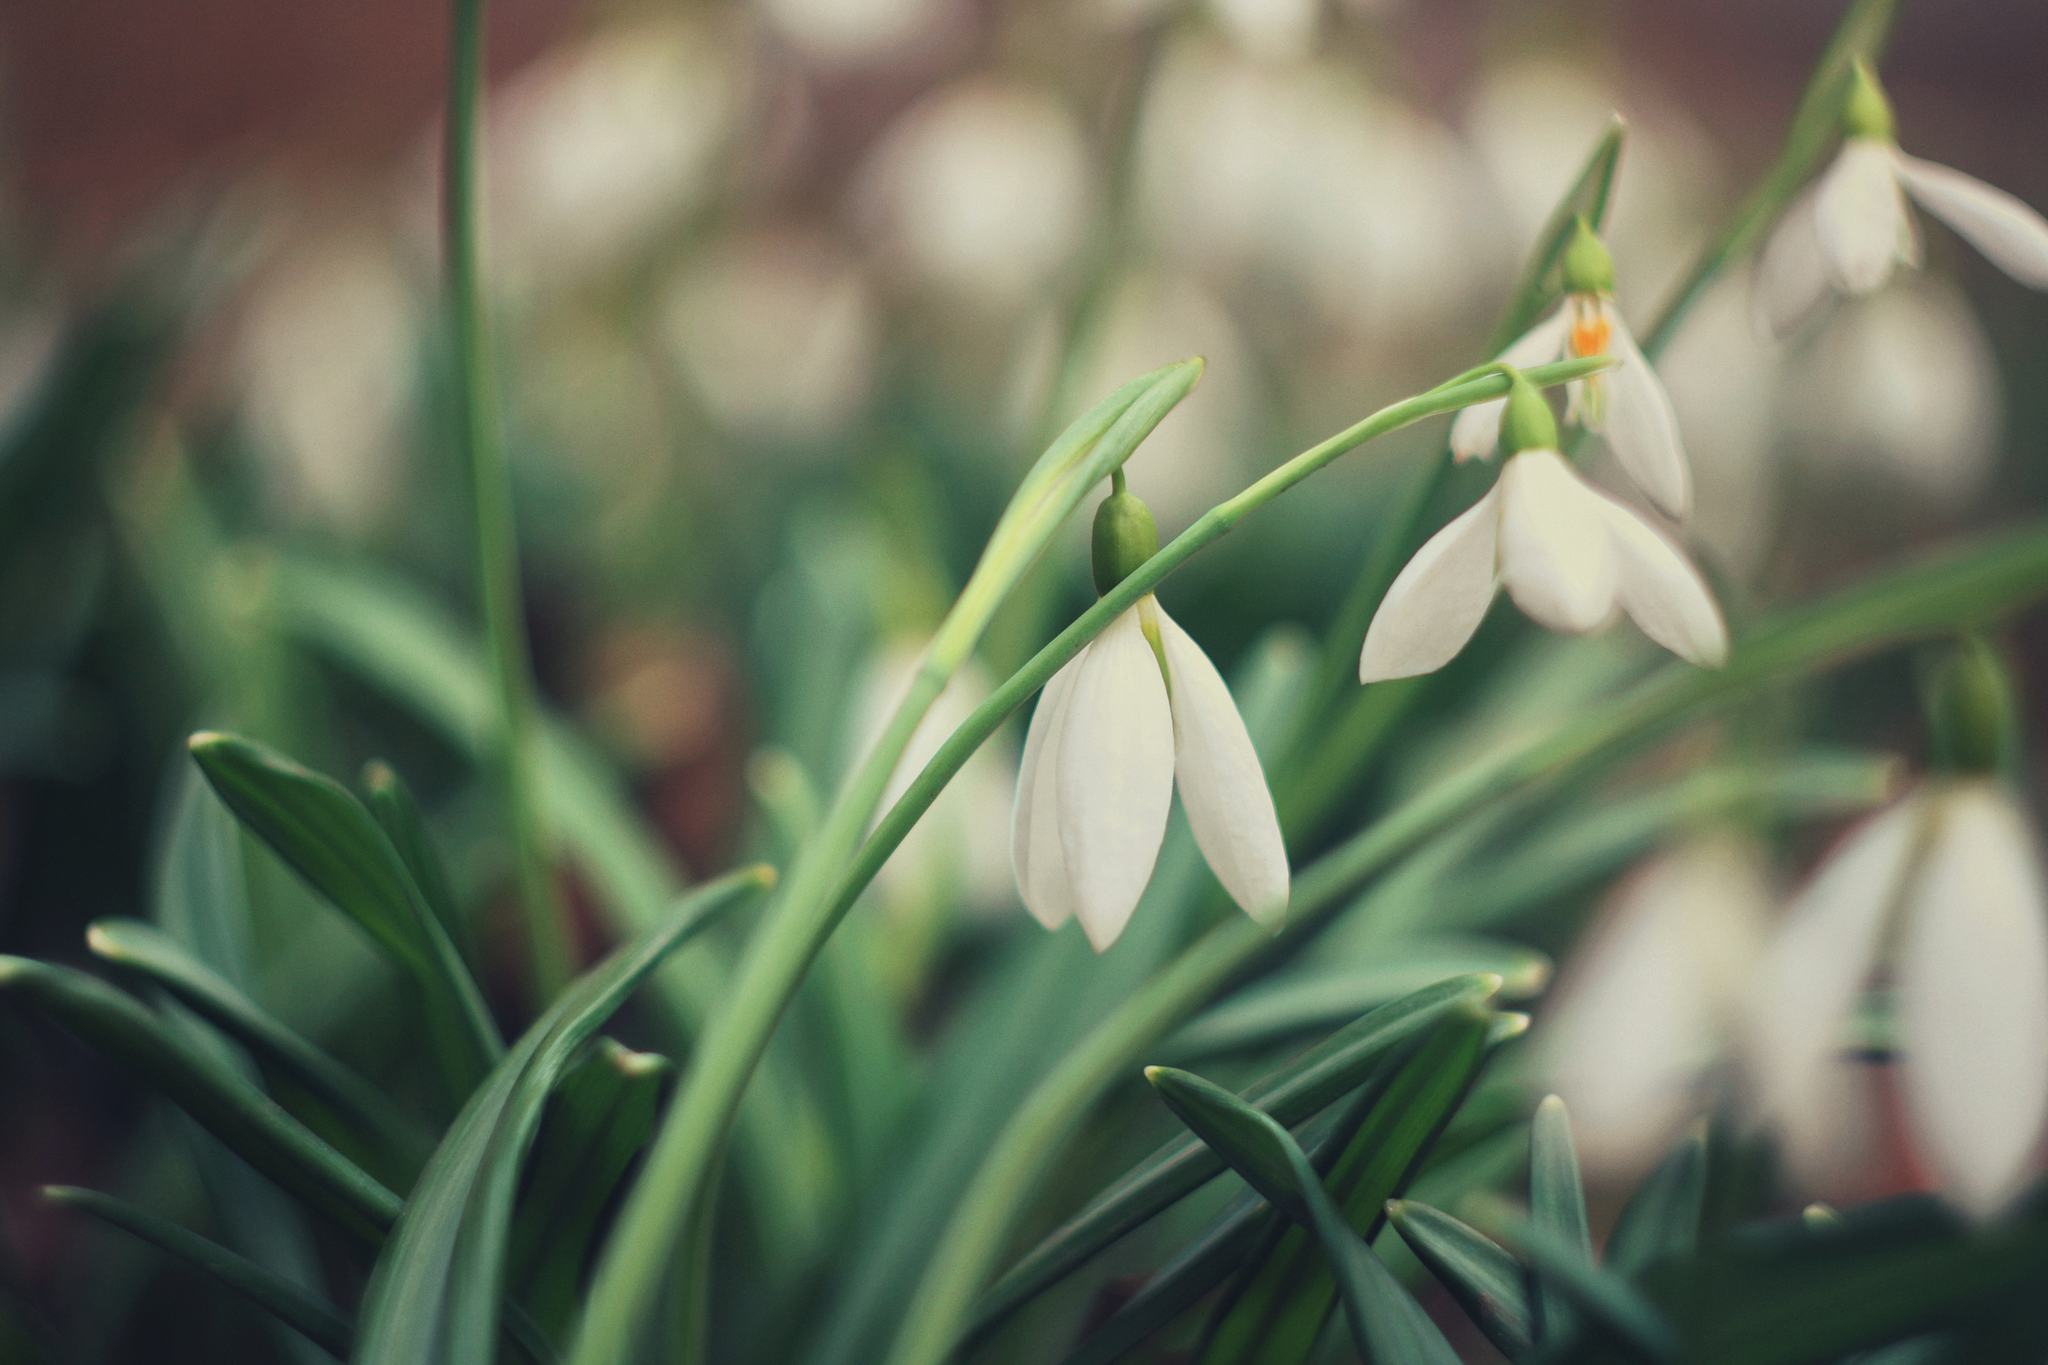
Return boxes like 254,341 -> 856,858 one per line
1450,219 -> 1690,519
1361,373 -> 1726,682
1758,63 -> 2048,335
1012,492 -> 1288,951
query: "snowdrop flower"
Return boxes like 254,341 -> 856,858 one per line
1541,837 -> 1774,1181
1745,643 -> 2048,1218
1450,219 -> 1690,518
1360,371 -> 1727,682
1757,62 -> 2048,337
1013,486 -> 1288,951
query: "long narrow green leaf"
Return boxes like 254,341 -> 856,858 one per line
0,956 -> 400,1237
87,917 -> 428,1172
1605,1129 -> 1709,1280
509,1039 -> 671,1337
353,865 -> 770,1365
1165,940 -> 1550,1059
43,1185 -> 353,1357
1387,1198 -> 1535,1358
1472,1196 -> 1680,1361
1531,1094 -> 1595,1345
361,760 -> 471,963
971,973 -> 1500,1338
188,731 -> 501,1090
1195,1003 -> 1495,1363
1140,1064 -> 1461,1365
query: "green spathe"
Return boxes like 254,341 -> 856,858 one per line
1926,636 -> 2015,775
1842,59 -> 1895,142
1092,490 -> 1161,596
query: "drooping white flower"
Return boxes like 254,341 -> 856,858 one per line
1360,374 -> 1727,683
1540,838 -> 1775,1181
1013,489 -> 1287,951
1756,64 -> 2048,336
1450,220 -> 1691,518
1744,779 -> 2048,1219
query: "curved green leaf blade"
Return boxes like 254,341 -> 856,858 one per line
87,916 -> 429,1173
1605,1128 -> 1709,1280
1472,1195 -> 1680,1361
0,956 -> 400,1237
972,973 -> 1500,1338
361,759 -> 471,963
1140,1063 -> 1461,1365
353,866 -> 769,1365
189,731 -> 501,1090
1531,1094 -> 1595,1345
1387,1198 -> 1535,1359
44,1185 -> 353,1357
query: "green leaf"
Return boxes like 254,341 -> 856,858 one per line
971,973 -> 1500,1339
86,916 -> 429,1175
1605,1129 -> 1708,1280
361,759 -> 471,964
1471,1195 -> 1680,1361
353,865 -> 768,1365
1387,1198 -> 1535,1358
0,956 -> 400,1238
1530,1094 -> 1595,1345
1166,939 -> 1550,1059
1194,1002 -> 1496,1364
43,1185 -> 353,1357
188,730 -> 502,1092
1140,1065 -> 1461,1365
509,1039 -> 671,1338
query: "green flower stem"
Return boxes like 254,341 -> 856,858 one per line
571,362 -> 1203,1365
884,520 -> 2048,1365
567,357 -> 1595,1364
446,0 -> 572,997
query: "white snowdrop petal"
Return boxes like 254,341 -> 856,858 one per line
1742,796 -> 1926,1137
1448,309 -> 1570,461
1895,153 -> 2048,290
1896,783 -> 2048,1219
1815,139 -> 1914,294
1358,488 -> 1500,682
1154,608 -> 1289,928
1755,188 -> 1834,337
1594,495 -> 1727,666
1603,318 -> 1693,519
1011,656 -> 1082,930
1052,608 -> 1177,952
1496,449 -> 1618,634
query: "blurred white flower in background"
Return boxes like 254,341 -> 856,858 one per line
1136,36 -> 1499,332
488,18 -> 742,292
851,641 -> 1017,918
854,79 -> 1094,313
1466,61 -> 1726,307
758,0 -> 960,67
232,227 -> 421,531
1780,279 -> 2001,509
1539,837 -> 1774,1181
1092,0 -> 1321,61
1657,279 -> 1782,580
1745,780 -> 2048,1219
657,226 -> 879,448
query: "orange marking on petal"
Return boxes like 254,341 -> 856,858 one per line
1569,316 -> 1613,358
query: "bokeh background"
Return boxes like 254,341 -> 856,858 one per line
4,0 -> 2048,1360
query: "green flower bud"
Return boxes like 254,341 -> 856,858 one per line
1924,636 -> 2016,775
1842,60 -> 1895,142
1498,370 -> 1560,454
1091,488 -> 1159,596
1560,216 -> 1615,296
